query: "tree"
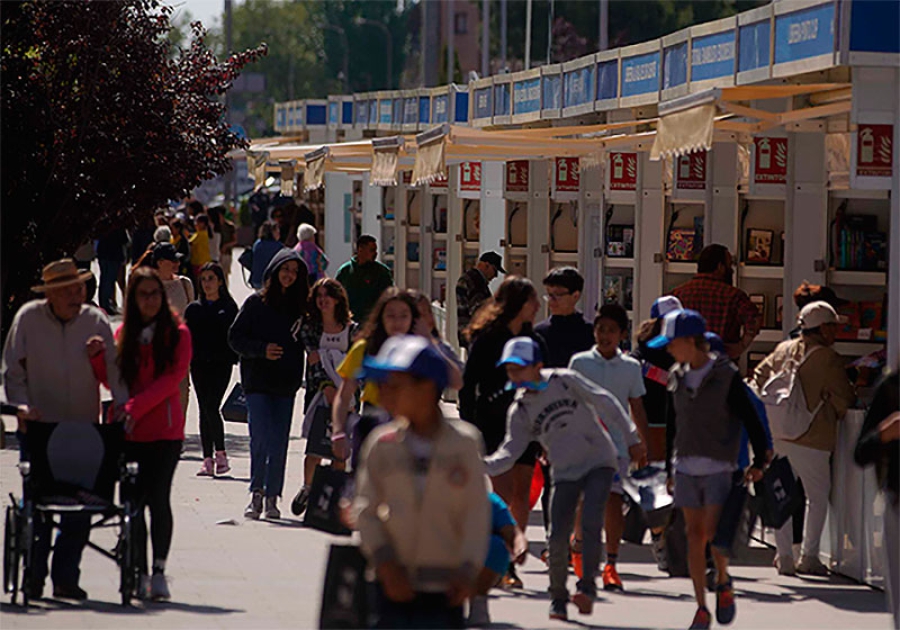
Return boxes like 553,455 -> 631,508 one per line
1,0 -> 266,334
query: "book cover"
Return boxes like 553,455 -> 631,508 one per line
406,241 -> 420,263
667,228 -> 696,261
433,247 -> 447,271
606,224 -> 635,258
746,229 -> 774,264
603,275 -> 623,306
835,302 -> 861,340
749,294 -> 766,323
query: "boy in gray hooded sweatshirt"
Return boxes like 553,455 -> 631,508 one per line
485,337 -> 645,621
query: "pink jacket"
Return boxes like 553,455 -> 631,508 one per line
93,323 -> 192,442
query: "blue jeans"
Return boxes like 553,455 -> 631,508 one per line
98,258 -> 122,312
246,393 -> 295,497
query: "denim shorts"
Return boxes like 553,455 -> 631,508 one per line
673,471 -> 733,509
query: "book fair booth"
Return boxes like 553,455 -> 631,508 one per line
250,0 -> 897,589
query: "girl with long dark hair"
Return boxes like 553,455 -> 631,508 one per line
114,267 -> 192,601
290,278 -> 358,516
459,276 -> 543,589
184,262 -> 239,477
229,249 -> 310,519
330,287 -> 419,470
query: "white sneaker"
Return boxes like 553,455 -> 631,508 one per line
467,595 -> 491,627
150,573 -> 170,601
775,554 -> 796,576
796,555 -> 829,576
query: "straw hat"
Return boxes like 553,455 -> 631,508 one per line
31,259 -> 92,293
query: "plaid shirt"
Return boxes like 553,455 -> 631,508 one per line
672,274 -> 761,345
456,268 -> 492,337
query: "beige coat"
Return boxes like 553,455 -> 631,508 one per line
751,336 -> 855,452
354,415 -> 490,593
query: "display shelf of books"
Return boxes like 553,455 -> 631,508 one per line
662,202 -> 703,292
824,195 -> 890,356
379,185 -> 398,275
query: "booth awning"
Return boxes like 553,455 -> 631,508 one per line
303,148 -> 328,192
411,126 -> 448,186
279,160 -> 296,196
247,151 -> 270,191
370,137 -> 404,187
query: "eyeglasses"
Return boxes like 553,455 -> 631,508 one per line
544,290 -> 571,301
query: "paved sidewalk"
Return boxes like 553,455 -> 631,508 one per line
0,250 -> 892,629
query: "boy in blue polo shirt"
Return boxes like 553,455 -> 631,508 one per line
568,303 -> 650,590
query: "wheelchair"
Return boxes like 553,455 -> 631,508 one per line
3,420 -> 141,606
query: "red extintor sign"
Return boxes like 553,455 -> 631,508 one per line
460,161 -> 482,191
856,124 -> 893,177
609,152 -> 637,190
402,171 -> 412,185
675,152 -> 707,190
506,160 -> 529,192
754,137 -> 788,184
555,157 -> 580,192
430,173 -> 448,191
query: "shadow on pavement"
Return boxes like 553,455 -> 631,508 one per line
739,578 -> 888,614
1,598 -> 243,616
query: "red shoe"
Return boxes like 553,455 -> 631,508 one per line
570,538 -> 583,578
571,591 -> 594,615
602,563 -> 623,591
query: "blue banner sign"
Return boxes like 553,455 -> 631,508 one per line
739,20 -> 771,72
368,101 -> 378,126
621,51 -> 660,97
342,101 -> 353,125
454,91 -> 469,123
663,42 -> 688,89
850,0 -> 900,54
542,74 -> 561,110
418,96 -> 430,124
474,87 -> 493,119
378,100 -> 392,125
328,101 -> 339,125
356,100 -> 368,125
596,60 -> 618,101
563,66 -> 592,108
494,84 -> 511,116
404,97 -> 418,124
513,78 -> 541,115
691,31 -> 736,81
307,103 -> 327,126
432,94 -> 449,123
277,107 -> 286,130
392,98 -> 403,125
774,3 -> 835,65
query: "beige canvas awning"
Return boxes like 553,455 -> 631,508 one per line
369,137 -> 404,187
411,126 -> 448,186
247,151 -> 270,191
279,160 -> 296,196
303,148 -> 328,192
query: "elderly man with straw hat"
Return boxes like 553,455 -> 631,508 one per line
2,258 -> 129,601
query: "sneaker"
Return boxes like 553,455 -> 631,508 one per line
689,606 -> 711,630
467,595 -> 491,627
651,531 -> 669,573
775,554 -> 796,576
503,564 -> 523,590
796,555 -> 829,576
244,489 -> 263,519
196,457 -> 214,477
137,574 -> 152,600
264,495 -> 281,520
23,580 -> 44,601
214,451 -> 230,476
602,563 -> 623,591
715,578 -> 736,625
290,486 -> 310,516
52,583 -> 88,600
571,591 -> 594,616
549,599 -> 568,621
150,573 -> 170,601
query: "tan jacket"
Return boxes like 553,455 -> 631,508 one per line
354,415 -> 490,593
751,337 -> 855,452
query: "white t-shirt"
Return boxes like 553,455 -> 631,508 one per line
163,276 -> 194,318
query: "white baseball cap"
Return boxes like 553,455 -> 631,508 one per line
798,301 -> 846,331
651,295 -> 683,319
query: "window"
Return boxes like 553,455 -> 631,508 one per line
454,12 -> 467,35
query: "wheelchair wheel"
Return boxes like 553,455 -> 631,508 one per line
118,510 -> 140,606
4,504 -> 21,604
19,510 -> 33,608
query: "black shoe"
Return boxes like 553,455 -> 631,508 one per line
53,584 -> 88,600
549,599 -> 568,620
23,581 -> 44,600
290,485 -> 310,516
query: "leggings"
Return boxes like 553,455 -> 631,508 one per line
125,440 -> 182,573
191,362 -> 232,457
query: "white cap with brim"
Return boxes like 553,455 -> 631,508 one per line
798,300 -> 847,331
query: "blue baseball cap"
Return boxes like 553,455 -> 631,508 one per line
650,295 -> 683,320
704,331 -> 726,354
362,335 -> 449,392
647,309 -> 707,348
497,337 -> 543,367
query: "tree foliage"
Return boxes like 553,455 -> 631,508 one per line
1,0 -> 266,329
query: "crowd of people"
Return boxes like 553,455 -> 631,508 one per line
1,221 -> 897,630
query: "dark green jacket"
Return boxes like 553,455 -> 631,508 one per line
335,257 -> 393,323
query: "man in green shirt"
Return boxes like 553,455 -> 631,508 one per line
335,234 -> 394,323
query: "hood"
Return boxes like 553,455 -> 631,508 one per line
263,247 -> 308,283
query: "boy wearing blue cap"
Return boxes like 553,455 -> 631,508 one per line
354,336 -> 490,629
486,337 -> 645,621
649,310 -> 768,630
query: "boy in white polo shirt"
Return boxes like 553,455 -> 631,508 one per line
568,303 -> 650,591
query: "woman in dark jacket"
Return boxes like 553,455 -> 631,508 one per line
229,249 -> 310,520
184,262 -> 239,478
459,276 -> 543,589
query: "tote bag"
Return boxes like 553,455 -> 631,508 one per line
221,383 -> 248,423
319,544 -> 369,629
754,455 -> 799,529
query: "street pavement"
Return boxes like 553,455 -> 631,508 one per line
0,249 -> 893,629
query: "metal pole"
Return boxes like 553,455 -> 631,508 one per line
224,0 -> 234,213
481,0 -> 489,77
547,0 -> 554,64
524,0 -> 532,70
341,29 -> 349,92
599,0 -> 608,51
446,0 -> 455,83
500,0 -> 507,70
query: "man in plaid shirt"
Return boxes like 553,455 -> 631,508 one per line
672,244 -> 761,359
456,251 -> 505,347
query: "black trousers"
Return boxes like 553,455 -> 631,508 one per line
374,589 -> 464,629
191,362 -> 232,458
124,440 -> 181,573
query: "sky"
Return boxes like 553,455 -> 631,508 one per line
167,0 -> 226,30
